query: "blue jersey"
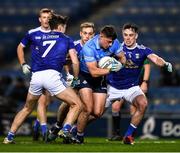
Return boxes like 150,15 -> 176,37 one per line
107,43 -> 153,89
80,34 -> 122,73
21,27 -> 74,72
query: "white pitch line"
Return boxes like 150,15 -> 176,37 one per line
136,140 -> 176,144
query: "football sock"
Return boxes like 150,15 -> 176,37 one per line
112,111 -> 121,135
51,122 -> 61,135
41,123 -> 47,135
33,119 -> 40,132
62,124 -> 72,132
56,121 -> 62,128
70,125 -> 77,136
7,132 -> 15,141
124,123 -> 137,137
77,132 -> 84,139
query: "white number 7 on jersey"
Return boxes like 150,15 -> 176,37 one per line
42,40 -> 56,57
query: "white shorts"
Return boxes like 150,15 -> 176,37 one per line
105,85 -> 144,108
29,69 -> 67,96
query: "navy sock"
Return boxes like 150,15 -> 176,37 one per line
7,132 -> 15,141
112,111 -> 121,135
124,123 -> 137,137
70,125 -> 77,136
77,132 -> 84,141
33,119 -> 40,131
77,132 -> 84,136
41,123 -> 47,135
51,123 -> 61,135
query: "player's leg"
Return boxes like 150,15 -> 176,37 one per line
55,87 -> 82,139
129,104 -> 137,116
92,92 -> 107,118
3,93 -> 39,144
33,91 -> 51,141
108,100 -> 124,141
48,102 -> 69,141
75,88 -> 93,143
123,86 -> 147,145
38,91 -> 51,141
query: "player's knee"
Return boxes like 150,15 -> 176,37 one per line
23,106 -> 33,115
77,100 -> 83,112
112,101 -> 122,112
112,106 -> 120,112
70,99 -> 83,113
93,110 -> 103,118
139,99 -> 148,113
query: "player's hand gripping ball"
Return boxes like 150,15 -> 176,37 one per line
98,56 -> 123,72
98,56 -> 113,69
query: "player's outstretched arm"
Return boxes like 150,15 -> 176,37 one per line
147,53 -> 172,72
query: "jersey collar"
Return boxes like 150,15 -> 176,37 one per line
39,26 -> 51,33
123,42 -> 138,50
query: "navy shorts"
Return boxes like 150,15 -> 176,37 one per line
77,71 -> 107,93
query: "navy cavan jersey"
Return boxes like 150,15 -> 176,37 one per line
74,39 -> 83,59
80,34 -> 122,73
21,27 -> 74,72
107,43 -> 153,89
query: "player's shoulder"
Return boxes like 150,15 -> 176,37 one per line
74,39 -> 81,45
28,27 -> 40,34
137,43 -> 153,53
62,33 -> 73,40
111,39 -> 120,48
85,35 -> 98,49
137,44 -> 147,50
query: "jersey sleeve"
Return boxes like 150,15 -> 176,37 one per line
144,47 -> 154,56
82,45 -> 96,62
68,37 -> 75,49
20,32 -> 31,47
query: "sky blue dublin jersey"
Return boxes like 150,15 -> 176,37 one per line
21,27 -> 74,72
80,34 -> 122,73
107,43 -> 153,89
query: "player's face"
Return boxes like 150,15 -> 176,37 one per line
80,27 -> 94,45
122,28 -> 138,48
39,12 -> 51,30
99,34 -> 113,49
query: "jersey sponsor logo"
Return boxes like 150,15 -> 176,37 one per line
125,59 -> 138,68
42,35 -> 59,40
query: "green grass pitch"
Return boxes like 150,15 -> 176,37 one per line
0,136 -> 180,152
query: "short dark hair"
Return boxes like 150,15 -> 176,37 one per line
122,23 -> 139,33
100,25 -> 117,40
49,14 -> 69,30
